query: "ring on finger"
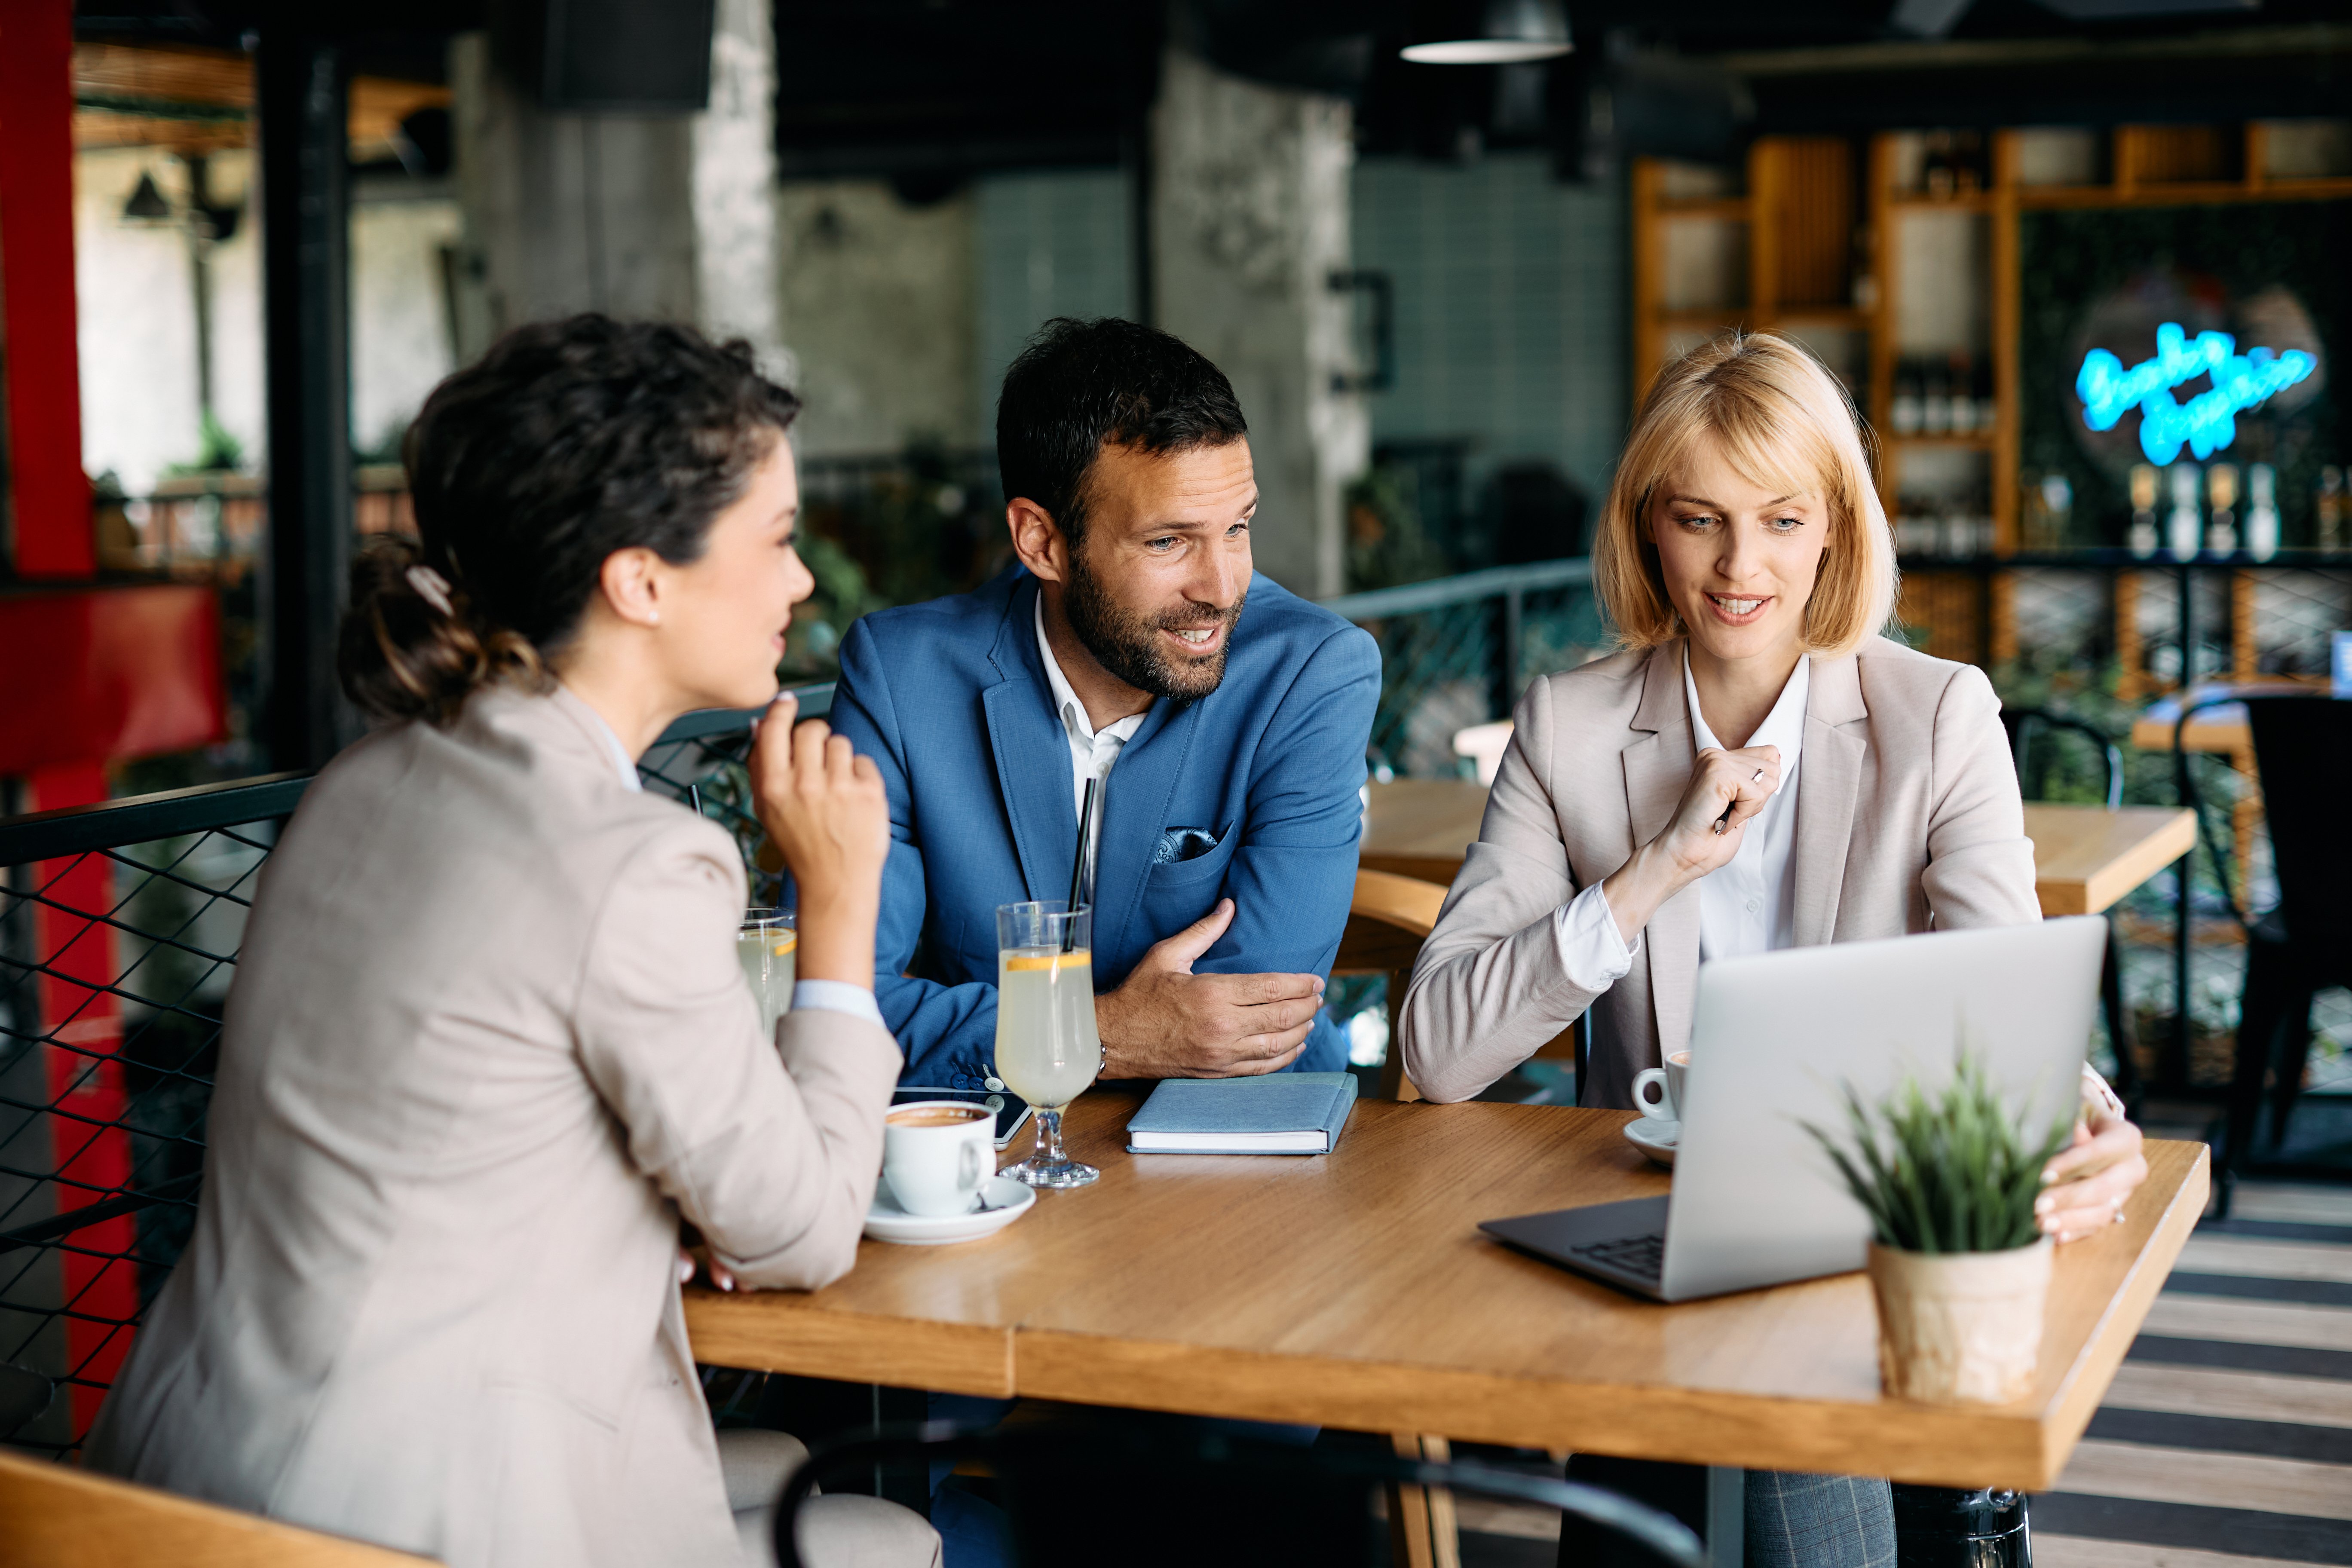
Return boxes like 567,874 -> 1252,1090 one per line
1751,767 -> 1765,783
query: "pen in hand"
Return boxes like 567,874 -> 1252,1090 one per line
1713,763 -> 1770,835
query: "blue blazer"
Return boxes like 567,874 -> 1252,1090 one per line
830,566 -> 1381,1090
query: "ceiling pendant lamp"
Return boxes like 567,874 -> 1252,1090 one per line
122,171 -> 175,225
1400,0 -> 1574,64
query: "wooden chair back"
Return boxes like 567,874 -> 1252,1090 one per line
0,1449 -> 435,1568
1334,870 -> 1449,1102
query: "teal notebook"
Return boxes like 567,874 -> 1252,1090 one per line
1124,1072 -> 1358,1155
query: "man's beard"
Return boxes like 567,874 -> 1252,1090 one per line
1063,551 -> 1245,703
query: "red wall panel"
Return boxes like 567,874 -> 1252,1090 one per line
0,586 -> 227,773
0,0 -> 92,579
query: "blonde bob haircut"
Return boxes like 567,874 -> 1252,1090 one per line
1593,331 -> 1898,660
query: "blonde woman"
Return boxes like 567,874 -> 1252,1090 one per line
1396,333 -> 2145,1567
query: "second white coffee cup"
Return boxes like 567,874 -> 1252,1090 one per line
1632,1050 -> 1690,1124
882,1100 -> 995,1217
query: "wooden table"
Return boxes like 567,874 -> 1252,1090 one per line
2020,802 -> 2195,916
2126,681 -> 2324,753
1359,779 -> 1491,885
687,1093 -> 2205,1489
1363,781 -> 2193,919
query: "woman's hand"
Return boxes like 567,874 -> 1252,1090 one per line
680,1245 -> 741,1292
748,692 -> 890,988
1597,745 -> 1782,942
2037,1101 -> 2148,1243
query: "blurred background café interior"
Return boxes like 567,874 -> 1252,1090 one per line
2,0 -> 2350,1484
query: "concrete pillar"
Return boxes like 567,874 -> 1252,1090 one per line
692,0 -> 787,378
1151,48 -> 1366,600
448,31 -> 698,358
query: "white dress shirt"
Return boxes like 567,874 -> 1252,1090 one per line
1036,593 -> 1146,897
566,681 -> 885,1029
1548,652 -> 1810,989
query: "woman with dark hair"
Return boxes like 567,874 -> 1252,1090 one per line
87,317 -> 939,1568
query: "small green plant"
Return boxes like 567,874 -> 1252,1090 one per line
1804,1053 -> 2075,1255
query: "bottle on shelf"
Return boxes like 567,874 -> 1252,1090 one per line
2246,464 -> 2279,561
1922,359 -> 1951,435
1924,132 -> 1954,199
1890,359 -> 1923,436
1954,130 -> 1985,195
1974,357 -> 1999,434
2321,466 -> 2346,552
1946,352 -> 1975,435
2026,472 -> 2072,552
1941,507 -> 1974,560
2128,463 -> 2159,558
2206,463 -> 2239,556
2167,461 -> 2202,560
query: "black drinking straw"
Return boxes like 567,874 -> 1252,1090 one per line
1062,775 -> 1098,952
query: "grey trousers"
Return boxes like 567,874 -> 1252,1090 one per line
1743,1470 -> 1896,1568
1559,1455 -> 1895,1568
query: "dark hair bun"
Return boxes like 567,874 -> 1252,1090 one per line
338,535 -> 544,726
338,314 -> 800,726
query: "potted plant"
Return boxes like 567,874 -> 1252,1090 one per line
1807,1054 -> 2076,1405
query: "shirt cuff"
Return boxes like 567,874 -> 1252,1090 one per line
1553,881 -> 1639,993
790,979 -> 887,1031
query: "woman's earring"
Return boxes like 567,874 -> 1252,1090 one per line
647,611 -> 662,627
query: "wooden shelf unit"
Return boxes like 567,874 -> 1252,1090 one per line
1630,123 -> 2352,674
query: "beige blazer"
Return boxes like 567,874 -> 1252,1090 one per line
86,686 -> 903,1568
1399,636 -> 2040,1108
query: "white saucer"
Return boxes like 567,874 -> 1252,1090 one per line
1623,1118 -> 1679,1168
864,1175 -> 1036,1245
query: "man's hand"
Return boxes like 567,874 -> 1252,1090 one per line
1094,898 -> 1326,1078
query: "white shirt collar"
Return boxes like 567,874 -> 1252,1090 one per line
562,683 -> 645,793
1035,591 -> 1148,750
1683,647 -> 1810,767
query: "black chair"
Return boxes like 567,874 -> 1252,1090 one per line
771,1424 -> 1709,1568
1999,707 -> 2141,1111
2212,695 -> 2352,1208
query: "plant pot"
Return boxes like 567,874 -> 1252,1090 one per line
1867,1237 -> 2053,1405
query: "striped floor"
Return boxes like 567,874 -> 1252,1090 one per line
1455,1177 -> 2352,1567
2035,1178 -> 2352,1568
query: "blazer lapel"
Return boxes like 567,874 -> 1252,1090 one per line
981,577 -> 1078,904
1792,652 -> 1868,948
1623,643 -> 1702,1061
1093,695 -> 1200,962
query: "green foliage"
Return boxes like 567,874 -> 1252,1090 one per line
1804,1052 -> 2075,1255
167,407 -> 245,475
1345,467 -> 1451,592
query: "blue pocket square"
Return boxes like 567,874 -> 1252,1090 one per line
1153,826 -> 1221,865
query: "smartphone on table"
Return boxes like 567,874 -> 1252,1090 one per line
891,1087 -> 1034,1150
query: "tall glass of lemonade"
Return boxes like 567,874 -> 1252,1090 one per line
994,901 -> 1102,1188
737,907 -> 796,1044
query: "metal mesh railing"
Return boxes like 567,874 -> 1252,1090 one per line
0,776 -> 307,1453
1325,559 -> 1604,779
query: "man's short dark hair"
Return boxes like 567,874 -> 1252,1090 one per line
995,317 -> 1248,549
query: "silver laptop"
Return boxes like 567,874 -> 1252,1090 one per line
1479,917 -> 2107,1302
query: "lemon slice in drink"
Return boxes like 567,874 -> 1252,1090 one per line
1002,951 -> 1090,972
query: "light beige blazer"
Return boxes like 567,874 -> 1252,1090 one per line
1399,636 -> 2040,1108
86,686 -> 902,1568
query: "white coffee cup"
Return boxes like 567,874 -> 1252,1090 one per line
1631,1050 -> 1690,1124
883,1100 -> 995,1217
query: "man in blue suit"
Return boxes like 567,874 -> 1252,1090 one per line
830,316 -> 1380,1091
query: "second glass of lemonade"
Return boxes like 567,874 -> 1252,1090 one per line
737,907 -> 796,1044
994,901 -> 1103,1189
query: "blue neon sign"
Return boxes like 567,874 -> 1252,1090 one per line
2076,322 -> 2317,464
